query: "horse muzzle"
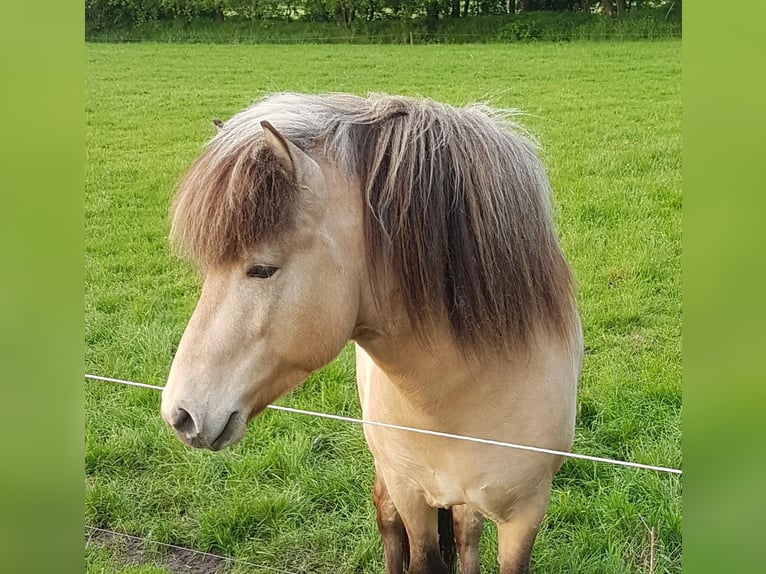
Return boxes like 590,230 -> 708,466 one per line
161,401 -> 247,451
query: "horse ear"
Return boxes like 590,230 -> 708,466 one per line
260,120 -> 302,179
213,119 -> 224,132
260,121 -> 324,208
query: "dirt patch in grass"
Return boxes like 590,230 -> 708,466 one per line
86,527 -> 228,573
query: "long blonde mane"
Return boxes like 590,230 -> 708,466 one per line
170,93 -> 575,352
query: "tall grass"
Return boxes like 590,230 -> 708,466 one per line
86,41 -> 681,573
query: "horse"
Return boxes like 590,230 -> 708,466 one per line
160,92 -> 583,574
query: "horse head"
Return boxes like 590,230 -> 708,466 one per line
161,120 -> 366,450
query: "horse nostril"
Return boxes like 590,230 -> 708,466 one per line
170,407 -> 197,435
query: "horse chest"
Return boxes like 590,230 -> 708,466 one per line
371,432 -> 539,519
392,454 -> 467,508
355,339 -> 579,520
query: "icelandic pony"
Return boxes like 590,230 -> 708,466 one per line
161,93 -> 582,574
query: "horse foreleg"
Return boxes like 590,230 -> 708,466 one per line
452,505 -> 483,574
383,478 -> 449,574
373,472 -> 407,574
496,490 -> 551,574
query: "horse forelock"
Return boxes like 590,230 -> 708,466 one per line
169,131 -> 300,268
170,92 -> 576,351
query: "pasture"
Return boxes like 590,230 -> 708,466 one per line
85,41 -> 681,573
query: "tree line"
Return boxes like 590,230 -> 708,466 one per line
86,0 -> 681,30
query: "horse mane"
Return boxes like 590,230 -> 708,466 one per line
170,93 -> 576,352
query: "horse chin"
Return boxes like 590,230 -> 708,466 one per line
203,400 -> 273,451
210,410 -> 248,451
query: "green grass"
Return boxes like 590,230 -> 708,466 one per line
86,41 -> 681,573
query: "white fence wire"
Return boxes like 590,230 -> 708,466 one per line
85,373 -> 681,475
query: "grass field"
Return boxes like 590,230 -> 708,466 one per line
85,41 -> 682,573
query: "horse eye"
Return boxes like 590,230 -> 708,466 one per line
246,265 -> 278,279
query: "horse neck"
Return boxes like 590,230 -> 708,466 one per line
352,301 -> 500,414
351,277 -> 582,416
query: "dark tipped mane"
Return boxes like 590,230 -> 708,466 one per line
170,93 -> 576,351
347,99 -> 575,351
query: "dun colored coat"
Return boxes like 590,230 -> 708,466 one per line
162,93 -> 583,573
